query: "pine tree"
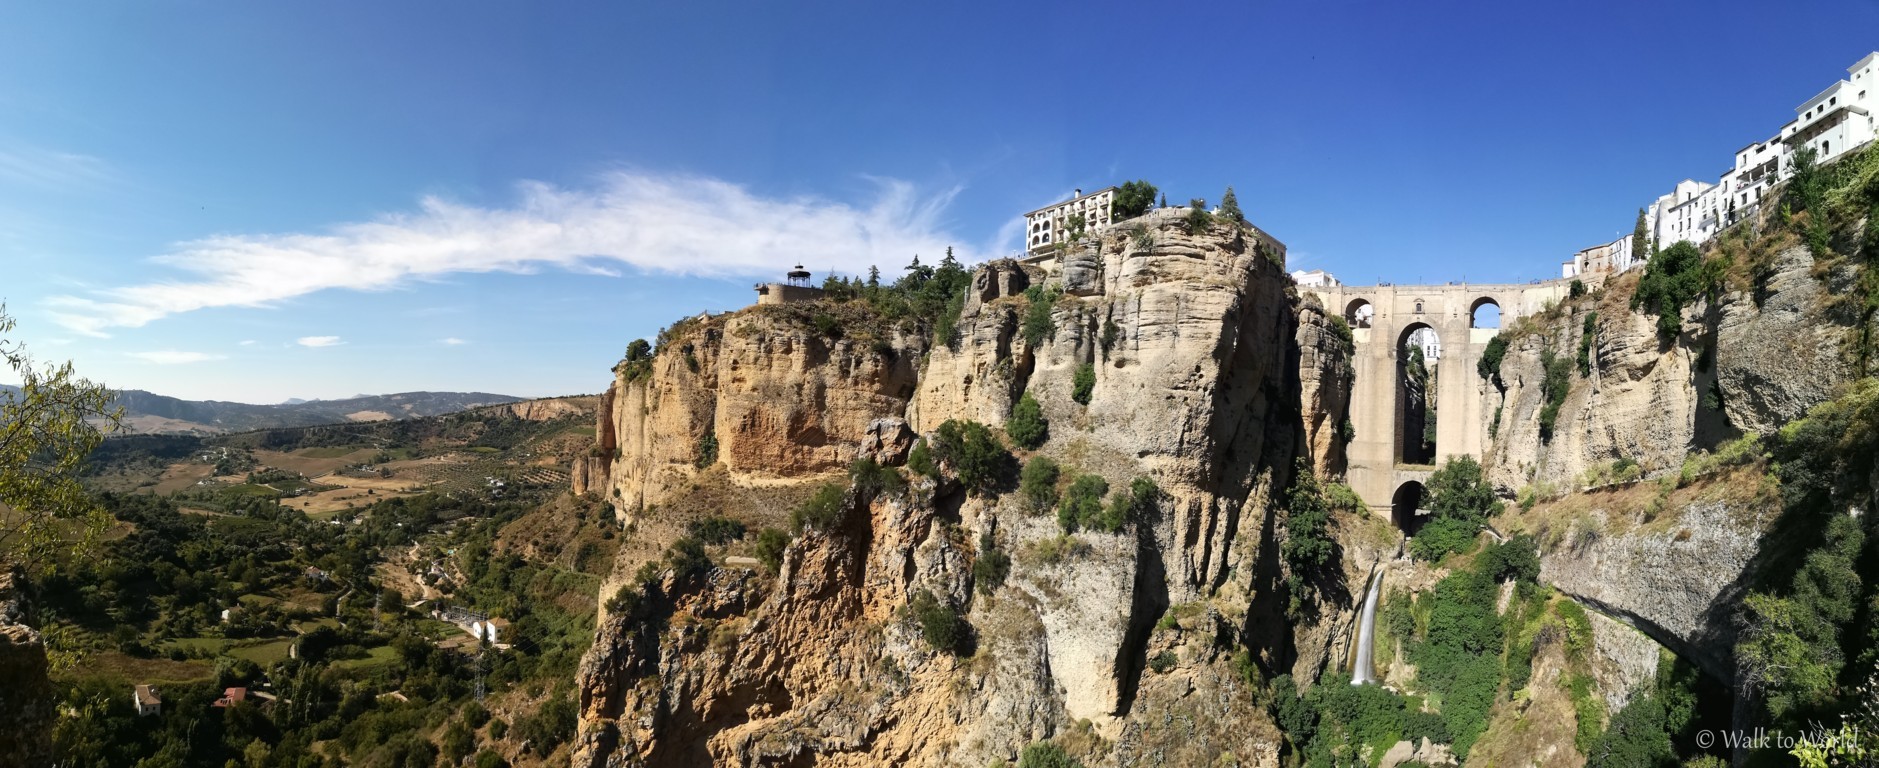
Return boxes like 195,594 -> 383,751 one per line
1158,193 -> 1168,209
867,265 -> 880,289
1220,186 -> 1245,224
1632,208 -> 1653,262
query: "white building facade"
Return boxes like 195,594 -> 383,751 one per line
1640,51 -> 1877,253
1025,187 -> 1118,254
1291,269 -> 1341,287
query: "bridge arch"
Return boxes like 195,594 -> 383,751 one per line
1396,322 -> 1438,465
1469,297 -> 1502,329
1391,481 -> 1426,534
1345,298 -> 1373,328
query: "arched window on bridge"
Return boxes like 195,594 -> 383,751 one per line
1345,298 -> 1373,329
1470,297 -> 1502,329
1414,300 -> 1424,314
1397,324 -> 1439,466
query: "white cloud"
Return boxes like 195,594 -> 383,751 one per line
0,144 -> 115,190
47,172 -> 984,336
238,339 -> 257,346
128,350 -> 226,365
297,336 -> 343,348
439,337 -> 467,346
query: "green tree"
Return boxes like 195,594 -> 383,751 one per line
1631,240 -> 1711,338
625,338 -> 651,362
1019,456 -> 1061,513
0,306 -> 120,571
1007,393 -> 1048,450
1632,207 -> 1654,261
1071,363 -> 1095,405
1057,474 -> 1108,534
931,420 -> 1013,495
1219,186 -> 1245,224
1411,456 -> 1501,562
1112,180 -> 1158,219
909,588 -> 964,653
754,528 -> 789,574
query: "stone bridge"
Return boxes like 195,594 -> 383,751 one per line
1304,280 -> 1573,527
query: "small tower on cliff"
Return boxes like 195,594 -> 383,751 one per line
754,264 -> 827,306
786,264 -> 812,287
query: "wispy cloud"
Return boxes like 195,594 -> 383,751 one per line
238,339 -> 257,346
0,144 -> 115,190
48,171 -> 981,336
297,336 -> 343,348
128,350 -> 226,365
439,337 -> 467,346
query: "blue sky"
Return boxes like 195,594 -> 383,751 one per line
3,1 -> 1876,402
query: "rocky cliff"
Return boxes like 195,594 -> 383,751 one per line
0,572 -> 54,768
571,210 -> 1362,767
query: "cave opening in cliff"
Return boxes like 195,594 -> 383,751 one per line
1396,323 -> 1439,465
1391,481 -> 1426,534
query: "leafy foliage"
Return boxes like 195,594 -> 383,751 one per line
973,530 -> 1010,596
1478,533 -> 1540,584
1020,286 -> 1060,348
1186,198 -> 1214,232
693,430 -> 718,469
906,438 -> 936,478
754,528 -> 789,574
1056,474 -> 1108,534
788,483 -> 848,535
1111,180 -> 1158,220
1019,456 -> 1061,513
1410,456 -> 1499,561
930,420 -> 1014,495
686,516 -> 746,545
1631,240 -> 1720,339
1007,392 -> 1049,450
1219,186 -> 1245,224
0,306 -> 121,571
1476,335 -> 1508,387
909,588 -> 965,654
1576,311 -> 1597,377
1281,460 -> 1338,573
1537,347 -> 1573,442
1071,363 -> 1095,405
1017,741 -> 1083,768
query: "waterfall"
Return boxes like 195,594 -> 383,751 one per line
1351,566 -> 1385,685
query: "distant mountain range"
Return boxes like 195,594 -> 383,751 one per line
0,385 -> 525,435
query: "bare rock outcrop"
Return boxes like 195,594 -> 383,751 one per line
577,310 -> 926,518
0,573 -> 54,768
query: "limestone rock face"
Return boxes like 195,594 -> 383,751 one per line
1485,300 -> 1699,493
571,211 -> 1357,767
1714,246 -> 1857,434
0,574 -> 54,768
579,310 -> 926,518
1538,499 -> 1770,681
853,417 -> 915,466
1485,248 -> 1857,494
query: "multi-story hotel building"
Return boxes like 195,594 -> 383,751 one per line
1024,187 -> 1117,254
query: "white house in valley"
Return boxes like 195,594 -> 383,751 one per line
1025,187 -> 1118,254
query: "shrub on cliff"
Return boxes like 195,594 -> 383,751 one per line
973,530 -> 1010,596
686,516 -> 745,545
907,438 -> 936,478
1017,742 -> 1083,768
754,528 -> 789,574
1056,474 -> 1108,534
1537,347 -> 1572,442
1020,286 -> 1059,348
1282,461 -> 1337,572
909,588 -> 965,654
1020,456 -> 1061,513
1007,392 -> 1048,449
789,483 -> 848,535
1631,240 -> 1720,339
848,457 -> 905,497
932,419 -> 1014,495
1071,363 -> 1095,405
1476,335 -> 1507,386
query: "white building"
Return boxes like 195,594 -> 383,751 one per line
1563,234 -> 1642,281
1025,187 -> 1118,254
1783,52 -> 1878,168
1291,269 -> 1341,287
133,685 -> 162,717
1639,52 -> 1878,251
